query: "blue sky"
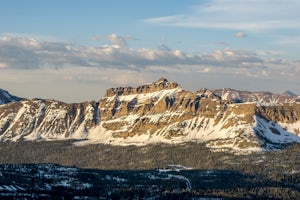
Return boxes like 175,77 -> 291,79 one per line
0,0 -> 299,102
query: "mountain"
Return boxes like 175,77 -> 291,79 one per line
213,88 -> 299,104
0,99 -> 99,141
281,90 -> 297,97
0,78 -> 299,153
0,89 -> 23,105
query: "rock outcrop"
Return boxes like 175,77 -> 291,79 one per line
104,78 -> 180,97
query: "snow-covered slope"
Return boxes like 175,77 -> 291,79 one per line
253,115 -> 300,150
0,78 -> 300,153
0,99 -> 99,141
85,101 -> 300,153
0,89 -> 23,105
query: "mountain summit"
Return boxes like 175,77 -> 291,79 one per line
0,79 -> 299,153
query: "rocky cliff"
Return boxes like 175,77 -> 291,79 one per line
0,99 -> 99,141
0,78 -> 299,153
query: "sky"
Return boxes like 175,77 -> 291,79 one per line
0,0 -> 300,102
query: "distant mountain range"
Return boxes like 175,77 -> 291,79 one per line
0,78 -> 299,153
0,89 -> 23,105
212,88 -> 299,104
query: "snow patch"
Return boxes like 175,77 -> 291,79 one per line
254,115 -> 300,144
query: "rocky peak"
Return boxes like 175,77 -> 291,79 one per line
156,77 -> 168,83
196,88 -> 221,100
104,78 -> 181,97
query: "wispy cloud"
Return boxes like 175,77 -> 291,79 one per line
91,35 -> 102,41
274,35 -> 300,47
143,0 -> 300,32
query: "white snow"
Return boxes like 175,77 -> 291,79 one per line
54,180 -> 71,187
254,115 -> 300,144
105,175 -> 127,183
278,121 -> 300,137
0,185 -> 18,192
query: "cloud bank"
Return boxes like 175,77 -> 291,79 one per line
0,34 -> 299,102
0,35 -> 278,70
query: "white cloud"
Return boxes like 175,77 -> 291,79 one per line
106,34 -> 137,47
107,34 -> 128,47
234,32 -> 246,38
0,34 -> 295,71
144,15 -> 184,24
0,62 -> 8,68
143,0 -> 300,32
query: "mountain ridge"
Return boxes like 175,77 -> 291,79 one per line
0,78 -> 299,153
0,88 -> 23,105
212,88 -> 300,104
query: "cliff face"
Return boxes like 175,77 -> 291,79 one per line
105,78 -> 180,97
255,104 -> 300,123
100,78 -> 183,120
0,78 -> 299,153
0,99 -> 99,141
